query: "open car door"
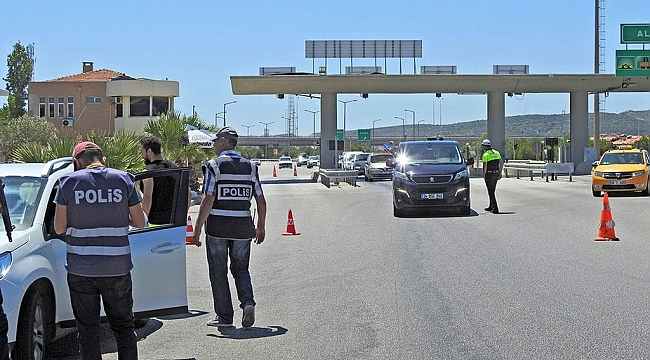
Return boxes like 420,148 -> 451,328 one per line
129,167 -> 190,318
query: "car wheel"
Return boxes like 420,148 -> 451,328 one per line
642,181 -> 650,196
133,318 -> 149,328
393,203 -> 404,217
14,284 -> 53,360
592,189 -> 601,197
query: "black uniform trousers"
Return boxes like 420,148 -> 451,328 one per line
484,172 -> 500,210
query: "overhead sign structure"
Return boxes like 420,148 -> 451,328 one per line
620,24 -> 650,44
357,129 -> 371,141
616,50 -> 650,77
305,40 -> 422,59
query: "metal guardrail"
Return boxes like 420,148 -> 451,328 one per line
318,169 -> 358,188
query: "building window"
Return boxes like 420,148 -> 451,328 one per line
86,97 -> 103,104
152,97 -> 169,116
67,97 -> 74,118
116,103 -> 123,118
58,97 -> 65,118
48,97 -> 55,118
130,96 -> 150,116
39,97 -> 46,117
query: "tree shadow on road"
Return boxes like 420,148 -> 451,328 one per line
207,325 -> 288,340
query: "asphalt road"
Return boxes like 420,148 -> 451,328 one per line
48,164 -> 650,359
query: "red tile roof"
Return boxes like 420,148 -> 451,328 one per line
49,69 -> 125,82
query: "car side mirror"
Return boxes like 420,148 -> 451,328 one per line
386,159 -> 394,168
466,157 -> 474,166
592,161 -> 599,167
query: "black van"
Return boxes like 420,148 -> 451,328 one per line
387,140 -> 474,217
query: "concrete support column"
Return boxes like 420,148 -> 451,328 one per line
569,91 -> 589,172
320,92 -> 338,169
487,92 -> 506,154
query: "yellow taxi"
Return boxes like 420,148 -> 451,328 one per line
591,146 -> 650,197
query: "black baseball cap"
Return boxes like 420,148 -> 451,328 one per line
211,126 -> 239,141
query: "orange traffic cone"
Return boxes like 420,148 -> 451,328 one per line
595,192 -> 619,241
293,164 -> 298,177
273,166 -> 277,177
282,209 -> 301,236
186,215 -> 194,245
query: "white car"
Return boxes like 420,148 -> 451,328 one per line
278,156 -> 293,169
250,158 -> 262,166
306,156 -> 320,168
0,158 -> 189,359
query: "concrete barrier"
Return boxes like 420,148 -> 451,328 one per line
319,169 -> 358,188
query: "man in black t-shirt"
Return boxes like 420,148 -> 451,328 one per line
140,136 -> 190,225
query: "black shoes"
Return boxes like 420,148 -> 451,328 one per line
484,206 -> 499,214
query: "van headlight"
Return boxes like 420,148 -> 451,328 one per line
394,171 -> 409,181
453,169 -> 469,181
0,252 -> 12,280
634,170 -> 645,177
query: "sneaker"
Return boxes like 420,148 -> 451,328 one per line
242,305 -> 255,328
206,316 -> 234,327
484,207 -> 493,211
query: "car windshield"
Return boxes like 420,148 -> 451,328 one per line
370,154 -> 393,163
279,157 -> 291,161
600,152 -> 644,165
309,156 -> 318,160
397,143 -> 462,164
0,177 -> 46,233
355,154 -> 369,162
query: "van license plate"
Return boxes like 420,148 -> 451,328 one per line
609,181 -> 626,185
421,193 -> 444,200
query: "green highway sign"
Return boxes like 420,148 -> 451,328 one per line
337,129 -> 344,141
616,50 -> 650,77
620,24 -> 650,44
357,129 -> 371,141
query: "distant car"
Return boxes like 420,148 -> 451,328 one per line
297,153 -> 309,166
352,153 -> 370,175
591,146 -> 650,197
364,153 -> 394,181
251,158 -> 262,166
278,156 -> 293,169
342,151 -> 362,170
306,156 -> 320,168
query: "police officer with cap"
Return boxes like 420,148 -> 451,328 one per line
481,139 -> 504,214
192,126 -> 267,329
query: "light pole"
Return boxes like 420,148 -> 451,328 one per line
259,121 -> 273,137
222,101 -> 237,126
241,124 -> 255,136
215,111 -> 225,126
405,109 -> 416,139
417,119 -> 425,138
338,99 -> 357,151
304,109 -> 319,139
395,116 -> 406,142
372,119 -> 382,144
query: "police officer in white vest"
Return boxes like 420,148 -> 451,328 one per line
191,126 -> 267,328
54,141 -> 146,359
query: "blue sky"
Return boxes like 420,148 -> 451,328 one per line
2,0 -> 649,136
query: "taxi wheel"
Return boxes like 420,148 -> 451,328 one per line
642,182 -> 650,196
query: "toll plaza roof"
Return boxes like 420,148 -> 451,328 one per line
231,74 -> 650,95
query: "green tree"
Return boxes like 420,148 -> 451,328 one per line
0,114 -> 57,162
3,42 -> 33,118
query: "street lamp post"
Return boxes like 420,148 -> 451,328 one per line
405,109 -> 416,140
222,101 -> 237,126
215,111 -> 225,126
395,116 -> 406,142
304,109 -> 319,139
417,119 -> 425,138
372,119 -> 382,145
241,124 -> 255,136
338,99 -> 357,151
259,121 -> 274,137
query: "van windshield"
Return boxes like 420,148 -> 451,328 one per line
0,177 -> 46,233
398,144 -> 462,164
